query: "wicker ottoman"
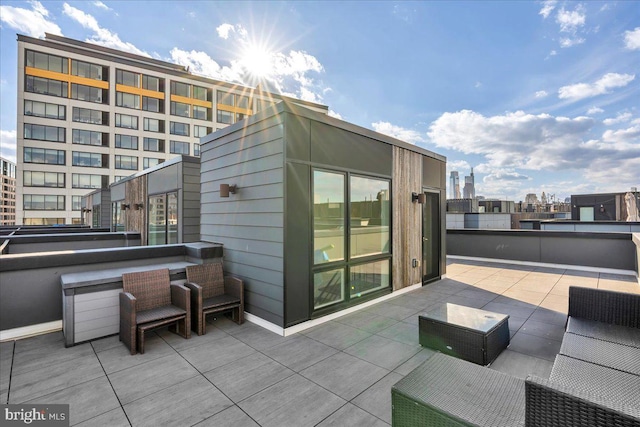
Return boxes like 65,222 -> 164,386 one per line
419,302 -> 510,365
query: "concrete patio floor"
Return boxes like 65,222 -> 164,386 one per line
1,258 -> 638,426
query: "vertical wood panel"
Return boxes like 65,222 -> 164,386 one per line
392,146 -> 422,290
125,175 -> 147,244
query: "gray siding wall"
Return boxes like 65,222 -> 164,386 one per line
201,115 -> 286,327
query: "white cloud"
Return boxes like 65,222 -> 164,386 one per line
483,170 -> 530,182
216,24 -> 235,39
558,73 -> 635,101
601,124 -> 640,149
0,0 -> 62,38
447,160 -> 471,173
474,81 -> 482,88
559,37 -> 585,48
62,3 -> 149,56
427,110 -> 595,170
556,5 -> 586,33
586,106 -> 604,115
603,112 -> 632,126
169,48 -> 242,82
216,24 -> 247,40
539,0 -> 557,19
535,90 -> 548,98
0,130 -> 17,164
371,121 -> 425,145
93,1 -> 110,11
624,27 -> 640,50
328,110 -> 342,120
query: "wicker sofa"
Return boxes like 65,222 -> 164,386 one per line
392,286 -> 640,426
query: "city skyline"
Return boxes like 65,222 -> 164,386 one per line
1,1 -> 639,202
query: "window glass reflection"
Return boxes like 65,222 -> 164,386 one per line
313,170 -> 345,264
350,176 -> 390,258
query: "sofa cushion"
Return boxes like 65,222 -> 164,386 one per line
550,354 -> 640,410
566,317 -> 640,348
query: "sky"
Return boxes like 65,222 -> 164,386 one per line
0,0 -> 638,202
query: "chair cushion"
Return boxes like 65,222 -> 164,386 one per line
203,294 -> 240,310
566,317 -> 640,348
137,305 -> 186,324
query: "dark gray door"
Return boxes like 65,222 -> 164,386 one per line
423,191 -> 440,283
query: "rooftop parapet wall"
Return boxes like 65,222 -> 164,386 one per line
0,242 -> 223,334
1,232 -> 141,254
447,229 -> 638,276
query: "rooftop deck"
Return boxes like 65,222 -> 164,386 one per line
1,258 -> 638,426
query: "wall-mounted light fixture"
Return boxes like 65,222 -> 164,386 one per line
135,203 -> 144,210
412,192 -> 425,204
122,203 -> 130,210
220,184 -> 237,198
82,208 -> 92,213
599,204 -> 605,213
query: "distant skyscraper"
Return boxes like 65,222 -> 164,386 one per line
463,167 -> 475,199
449,171 -> 460,199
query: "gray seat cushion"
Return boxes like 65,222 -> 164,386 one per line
203,294 -> 240,310
566,317 -> 640,348
137,305 -> 186,324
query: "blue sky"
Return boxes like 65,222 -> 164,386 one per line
1,0 -> 638,202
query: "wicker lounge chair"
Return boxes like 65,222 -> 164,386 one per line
120,268 -> 191,355
185,263 -> 244,335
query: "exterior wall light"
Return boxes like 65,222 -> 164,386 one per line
135,203 -> 144,210
122,203 -> 130,210
412,192 -> 425,204
220,184 -> 237,198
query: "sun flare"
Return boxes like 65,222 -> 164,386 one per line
240,44 -> 274,79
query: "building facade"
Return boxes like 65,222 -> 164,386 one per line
16,33 -> 327,225
1,157 -> 17,225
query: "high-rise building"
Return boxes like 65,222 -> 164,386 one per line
16,33 -> 328,225
1,157 -> 16,225
449,171 -> 460,199
463,167 -> 475,199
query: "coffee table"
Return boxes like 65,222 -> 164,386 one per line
419,303 -> 510,365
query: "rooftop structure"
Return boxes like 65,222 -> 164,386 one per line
16,33 -> 327,226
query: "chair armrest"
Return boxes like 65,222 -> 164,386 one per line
525,375 -> 640,426
170,283 -> 191,312
119,292 -> 136,326
568,286 -> 640,328
183,281 -> 202,296
224,275 -> 244,302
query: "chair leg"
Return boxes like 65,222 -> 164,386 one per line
199,312 -> 206,336
137,328 -> 145,355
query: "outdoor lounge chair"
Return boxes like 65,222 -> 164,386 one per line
392,286 -> 640,426
120,268 -> 191,355
185,263 -> 244,335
